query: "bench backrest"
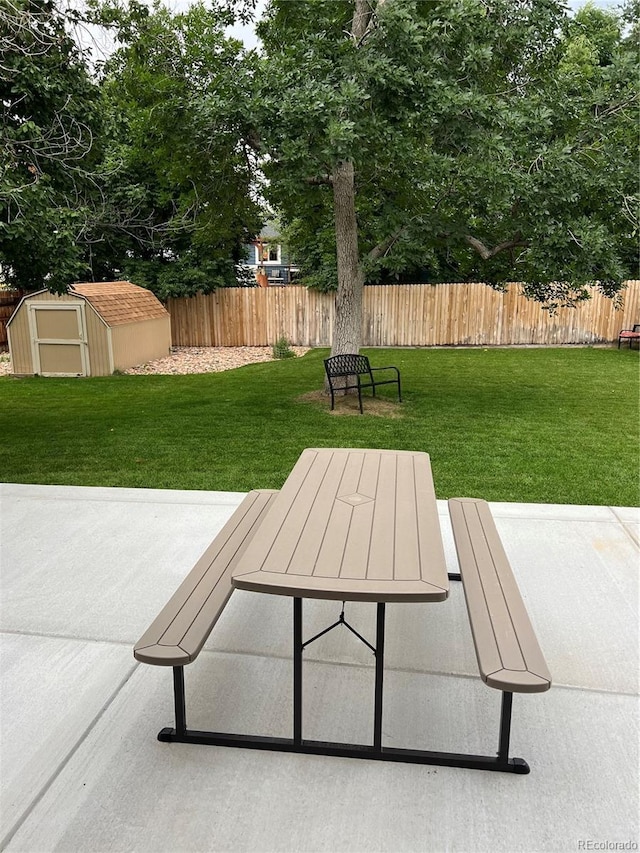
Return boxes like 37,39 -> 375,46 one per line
324,354 -> 371,378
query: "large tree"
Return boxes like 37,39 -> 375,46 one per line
253,0 -> 639,355
0,0 -> 103,291
0,0 -> 263,297
87,0 -> 263,298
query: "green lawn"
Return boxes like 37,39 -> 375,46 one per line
1,347 -> 638,505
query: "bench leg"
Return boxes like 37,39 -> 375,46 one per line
173,666 -> 187,736
498,691 -> 513,762
496,691 -> 529,773
158,665 -> 187,742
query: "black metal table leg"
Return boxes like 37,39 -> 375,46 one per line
373,602 -> 386,751
293,597 -> 303,745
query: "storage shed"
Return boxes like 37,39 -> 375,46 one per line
7,281 -> 171,377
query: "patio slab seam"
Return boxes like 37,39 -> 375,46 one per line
3,628 -> 637,698
617,520 -> 639,547
0,661 -> 140,852
0,628 -> 137,648
145,645 -> 640,698
492,510 -> 629,522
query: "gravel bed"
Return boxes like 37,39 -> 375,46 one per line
0,353 -> 10,377
124,346 -> 309,374
0,347 -> 309,377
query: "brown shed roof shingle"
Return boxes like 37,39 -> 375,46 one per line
72,282 -> 168,326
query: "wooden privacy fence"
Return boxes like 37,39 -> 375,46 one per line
168,281 -> 640,348
0,289 -> 23,349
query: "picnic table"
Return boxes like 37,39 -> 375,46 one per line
135,447 -> 551,774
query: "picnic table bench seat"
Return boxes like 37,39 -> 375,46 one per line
448,497 -> 551,694
134,489 -> 279,667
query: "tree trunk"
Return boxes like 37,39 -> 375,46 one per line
331,159 -> 364,357
324,0 -> 371,393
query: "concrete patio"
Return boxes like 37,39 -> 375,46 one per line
1,482 -> 638,852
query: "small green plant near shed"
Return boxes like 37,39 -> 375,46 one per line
272,336 -> 295,359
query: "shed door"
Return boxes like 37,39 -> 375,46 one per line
28,304 -> 89,376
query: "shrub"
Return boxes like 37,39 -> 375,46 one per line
272,336 -> 295,359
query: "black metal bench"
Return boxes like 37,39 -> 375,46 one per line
324,354 -> 402,414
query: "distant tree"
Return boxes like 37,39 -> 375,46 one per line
88,0 -> 263,298
546,2 -> 639,291
253,0 -> 639,355
0,0 -> 103,292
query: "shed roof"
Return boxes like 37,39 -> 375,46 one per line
71,282 -> 168,327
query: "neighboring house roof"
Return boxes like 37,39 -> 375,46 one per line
71,282 -> 168,326
254,223 -> 280,240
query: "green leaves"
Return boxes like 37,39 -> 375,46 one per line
256,0 -> 637,302
0,0 -> 103,291
0,0 -> 264,296
85,0 -> 263,296
2,0 -> 636,306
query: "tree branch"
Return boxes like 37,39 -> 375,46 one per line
368,222 -> 412,261
464,233 -> 528,260
304,174 -> 334,185
244,128 -> 263,153
595,93 -> 639,121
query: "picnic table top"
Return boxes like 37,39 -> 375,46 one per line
232,447 -> 450,602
